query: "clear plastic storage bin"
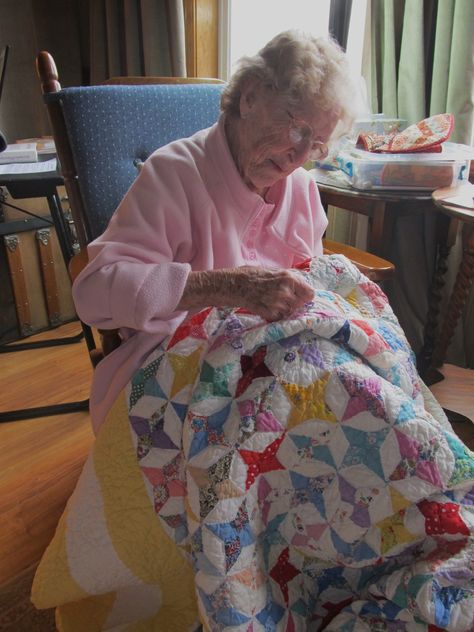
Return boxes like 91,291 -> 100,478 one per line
336,142 -> 471,191
351,114 -> 407,138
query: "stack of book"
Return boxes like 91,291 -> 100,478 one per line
0,142 -> 38,164
0,138 -> 56,164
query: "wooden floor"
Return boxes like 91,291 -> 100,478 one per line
429,363 -> 474,423
0,322 -> 94,587
0,322 -> 473,609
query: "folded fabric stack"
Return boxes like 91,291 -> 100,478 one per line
356,113 -> 454,154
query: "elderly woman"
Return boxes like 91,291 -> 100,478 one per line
72,30 -> 358,434
33,30 -> 474,632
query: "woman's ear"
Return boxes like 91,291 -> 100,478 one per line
239,80 -> 259,119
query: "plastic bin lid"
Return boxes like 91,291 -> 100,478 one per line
338,142 -> 473,163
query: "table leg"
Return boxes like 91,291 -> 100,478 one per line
417,214 -> 457,379
432,222 -> 474,368
367,200 -> 386,256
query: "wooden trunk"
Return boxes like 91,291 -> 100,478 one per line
1,225 -> 76,341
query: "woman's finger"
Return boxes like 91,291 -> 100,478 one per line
290,278 -> 314,302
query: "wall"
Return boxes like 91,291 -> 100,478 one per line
0,0 -> 85,142
0,0 -> 219,142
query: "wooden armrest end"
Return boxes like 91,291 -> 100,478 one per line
68,249 -> 89,283
323,239 -> 395,282
68,250 -> 122,359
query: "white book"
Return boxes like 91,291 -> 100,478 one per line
0,158 -> 57,175
0,142 -> 38,164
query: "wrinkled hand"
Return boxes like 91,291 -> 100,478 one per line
178,266 -> 314,321
228,266 -> 314,320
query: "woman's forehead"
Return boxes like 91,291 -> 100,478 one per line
267,92 -> 338,126
292,104 -> 340,138
259,89 -> 341,140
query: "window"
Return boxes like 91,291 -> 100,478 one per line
219,0 -> 330,79
219,0 -> 367,80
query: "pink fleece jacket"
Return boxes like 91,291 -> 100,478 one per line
72,115 -> 328,433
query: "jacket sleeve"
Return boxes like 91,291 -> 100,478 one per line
72,154 -> 194,333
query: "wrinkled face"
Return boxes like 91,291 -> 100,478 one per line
234,83 -> 339,195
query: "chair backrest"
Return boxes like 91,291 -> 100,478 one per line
102,76 -> 225,85
37,52 -> 225,248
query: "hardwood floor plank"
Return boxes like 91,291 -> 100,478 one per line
0,323 -> 92,410
428,363 -> 474,450
0,323 -> 94,585
429,363 -> 474,421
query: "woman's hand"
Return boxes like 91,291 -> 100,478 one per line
226,266 -> 314,320
177,266 -> 314,321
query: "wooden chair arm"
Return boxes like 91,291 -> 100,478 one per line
97,329 -> 122,358
68,249 -> 89,283
103,76 -> 225,85
323,239 -> 395,282
68,250 -> 121,362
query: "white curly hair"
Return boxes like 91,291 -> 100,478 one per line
221,30 -> 364,140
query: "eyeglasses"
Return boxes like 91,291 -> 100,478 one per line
286,111 -> 329,161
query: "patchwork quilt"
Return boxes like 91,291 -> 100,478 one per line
32,255 -> 474,632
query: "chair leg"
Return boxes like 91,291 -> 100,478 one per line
0,329 -> 84,353
82,321 -> 98,355
0,399 -> 89,423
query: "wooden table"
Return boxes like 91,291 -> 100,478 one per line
0,167 -> 74,265
311,168 -> 438,259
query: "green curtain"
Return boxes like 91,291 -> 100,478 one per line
363,0 -> 474,367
